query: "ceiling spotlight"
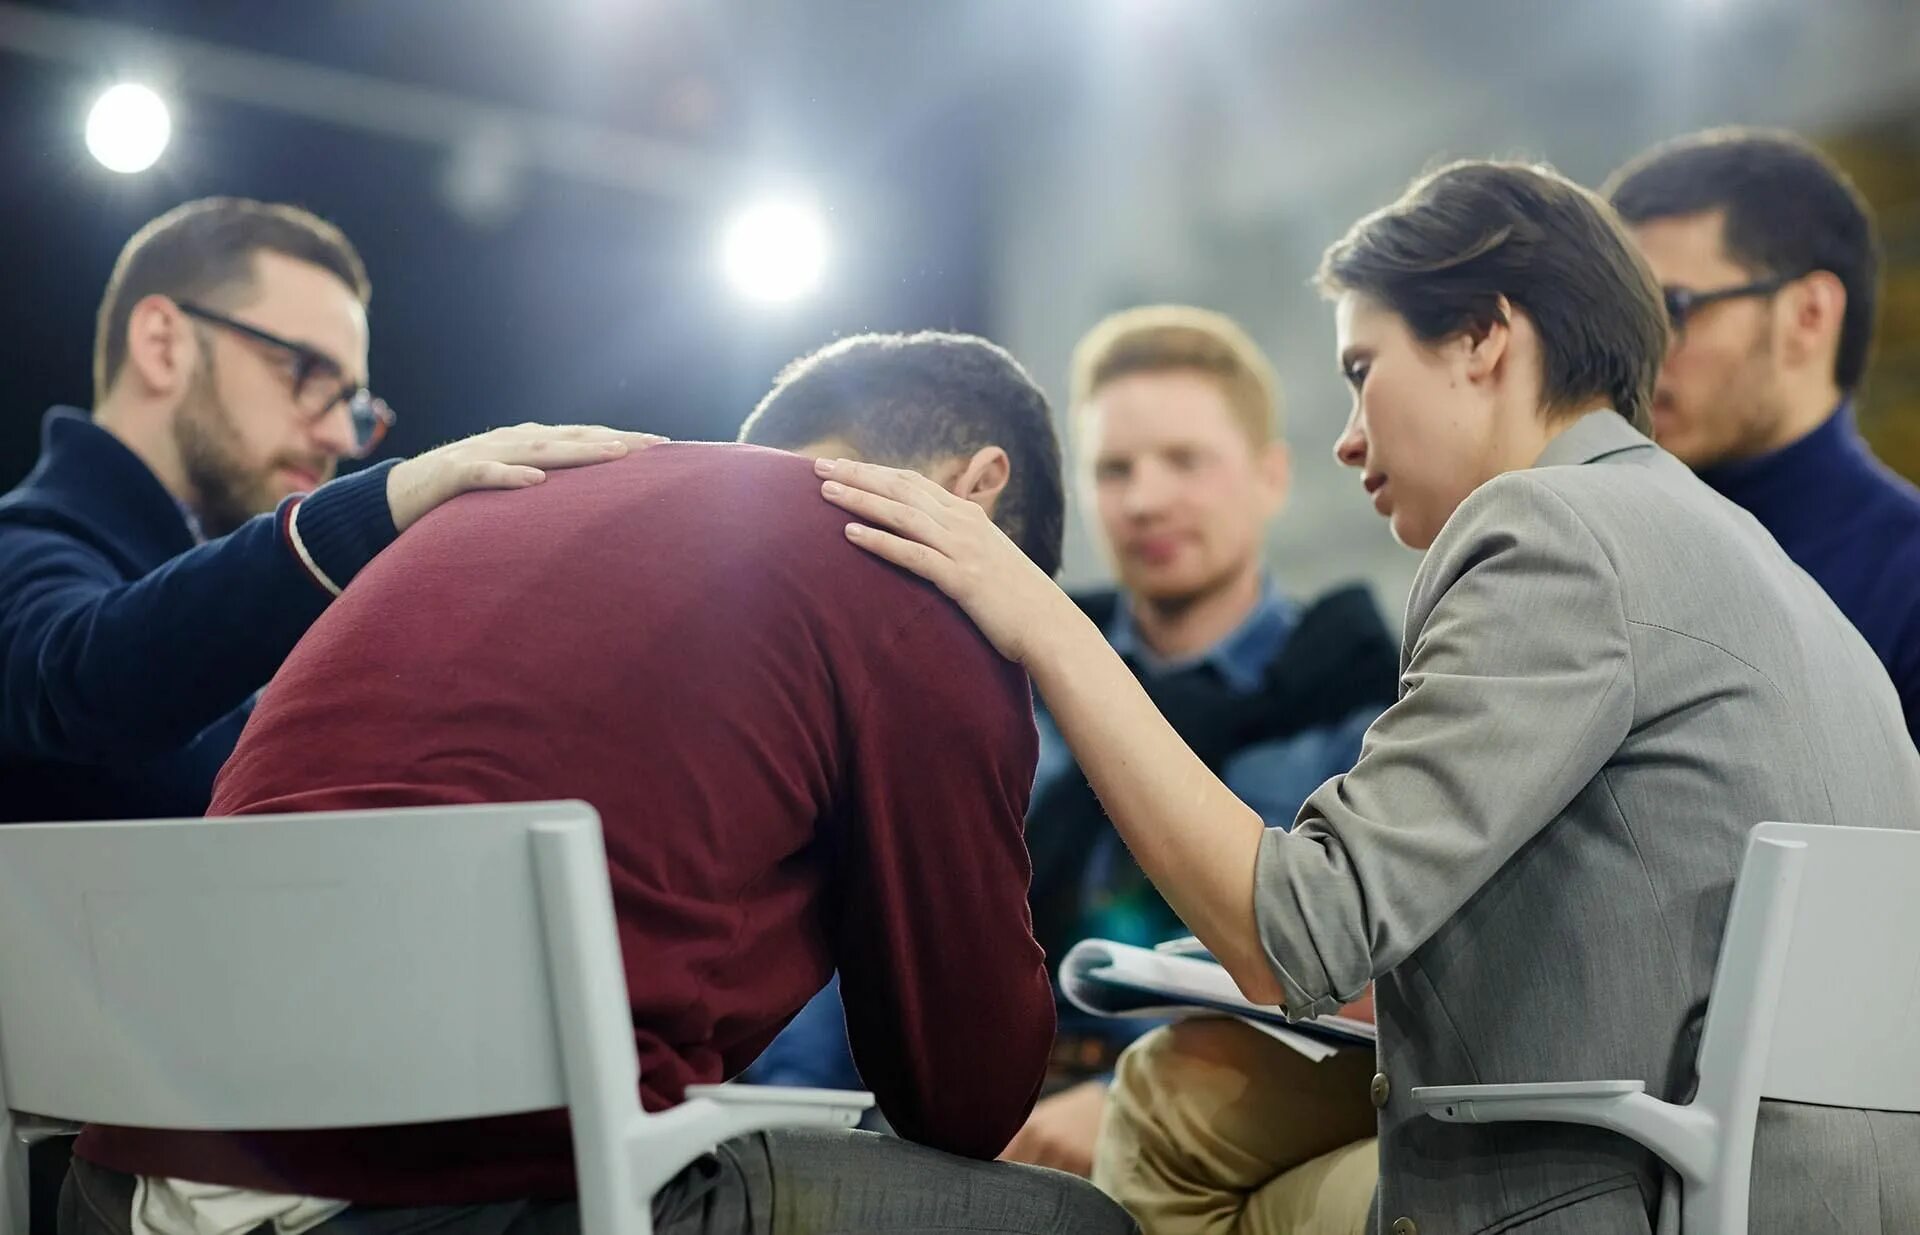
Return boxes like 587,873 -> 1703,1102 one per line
721,196 -> 828,304
86,83 -> 171,174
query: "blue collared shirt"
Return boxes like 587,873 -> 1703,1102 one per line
1108,577 -> 1296,691
1033,579 -> 1378,838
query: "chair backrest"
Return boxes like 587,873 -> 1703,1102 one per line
0,800 -> 630,1131
1740,821 -> 1920,1112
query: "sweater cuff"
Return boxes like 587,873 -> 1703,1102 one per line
279,461 -> 399,598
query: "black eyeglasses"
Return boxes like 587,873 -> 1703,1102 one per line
176,301 -> 395,458
1661,276 -> 1795,335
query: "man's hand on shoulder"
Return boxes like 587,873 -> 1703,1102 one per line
386,423 -> 666,533
997,1078 -> 1108,1177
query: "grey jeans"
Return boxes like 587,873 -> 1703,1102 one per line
62,1129 -> 1138,1235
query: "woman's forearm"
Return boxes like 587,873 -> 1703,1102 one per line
1027,610 -> 1284,1005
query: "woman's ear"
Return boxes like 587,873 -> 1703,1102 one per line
1462,297 -> 1513,385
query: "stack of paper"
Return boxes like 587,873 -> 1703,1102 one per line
1058,936 -> 1376,1063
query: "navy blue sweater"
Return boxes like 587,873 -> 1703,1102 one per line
0,408 -> 398,823
1699,406 -> 1920,742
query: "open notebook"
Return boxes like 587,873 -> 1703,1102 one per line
1058,935 -> 1376,1063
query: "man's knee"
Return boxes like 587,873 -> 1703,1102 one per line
1108,1019 -> 1297,1152
1241,1139 -> 1378,1235
1112,1019 -> 1292,1105
1099,1020 -> 1378,1219
1112,1023 -> 1224,1123
1098,1022 -> 1269,1203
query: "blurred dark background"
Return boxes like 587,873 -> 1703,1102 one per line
4,0 -> 1918,598
0,1 -> 1028,476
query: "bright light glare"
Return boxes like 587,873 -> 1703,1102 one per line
721,197 -> 828,304
86,83 -> 171,174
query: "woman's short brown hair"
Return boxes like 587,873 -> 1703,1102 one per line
1317,160 -> 1668,435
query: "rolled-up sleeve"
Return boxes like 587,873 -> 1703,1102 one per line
1254,475 -> 1636,1018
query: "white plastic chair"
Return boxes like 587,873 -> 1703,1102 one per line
1412,821 -> 1920,1235
0,801 -> 871,1235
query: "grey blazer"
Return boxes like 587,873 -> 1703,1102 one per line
1257,411 -> 1920,1234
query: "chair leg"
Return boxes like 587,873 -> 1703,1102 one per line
3,1114 -> 28,1235
529,820 -> 651,1235
1681,1159 -> 1750,1235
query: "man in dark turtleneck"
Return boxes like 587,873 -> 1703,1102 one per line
1608,128 -> 1920,742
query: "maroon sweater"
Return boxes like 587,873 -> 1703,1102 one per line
75,444 -> 1054,1204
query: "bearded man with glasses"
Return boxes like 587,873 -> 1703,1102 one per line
1608,128 -> 1920,743
0,196 -> 655,829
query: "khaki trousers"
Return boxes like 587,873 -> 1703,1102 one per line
1093,1019 -> 1380,1235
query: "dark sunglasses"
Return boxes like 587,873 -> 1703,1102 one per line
176,301 -> 395,458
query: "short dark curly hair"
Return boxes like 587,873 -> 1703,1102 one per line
739,331 -> 1064,578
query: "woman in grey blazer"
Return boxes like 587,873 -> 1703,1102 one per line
814,160 -> 1920,1234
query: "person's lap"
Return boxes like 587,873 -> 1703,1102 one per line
63,1127 -> 1136,1235
1094,1018 -> 1377,1235
1235,1140 -> 1375,1235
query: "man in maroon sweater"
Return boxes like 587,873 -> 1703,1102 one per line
65,334 -> 1136,1235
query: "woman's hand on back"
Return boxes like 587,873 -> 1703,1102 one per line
815,456 -> 1073,665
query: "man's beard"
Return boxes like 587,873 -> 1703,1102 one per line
1707,325 -> 1793,464
171,363 -> 334,538
1131,553 -> 1252,624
